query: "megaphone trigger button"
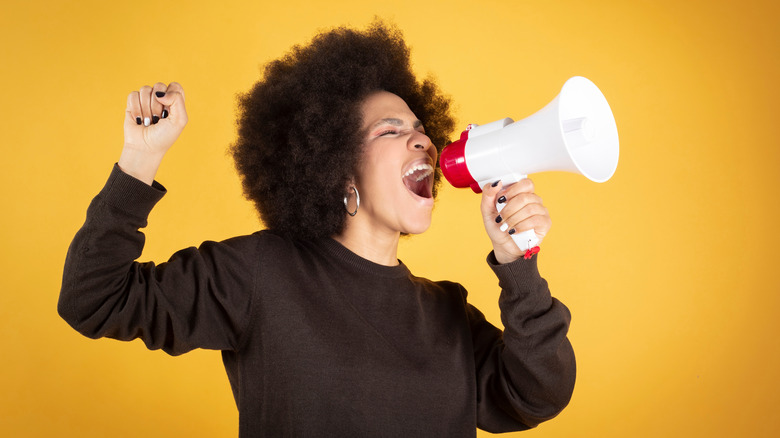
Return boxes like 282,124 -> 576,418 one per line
523,246 -> 541,260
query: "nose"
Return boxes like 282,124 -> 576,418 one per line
409,131 -> 434,151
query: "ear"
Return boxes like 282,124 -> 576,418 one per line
344,176 -> 358,192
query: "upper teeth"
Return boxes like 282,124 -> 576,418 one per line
403,164 -> 433,182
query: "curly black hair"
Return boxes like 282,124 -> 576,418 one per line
230,20 -> 455,239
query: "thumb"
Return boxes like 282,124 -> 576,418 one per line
155,82 -> 188,126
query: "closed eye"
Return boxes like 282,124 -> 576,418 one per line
371,118 -> 425,138
376,127 -> 426,137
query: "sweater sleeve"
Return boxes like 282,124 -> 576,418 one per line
58,165 -> 256,356
469,252 -> 576,432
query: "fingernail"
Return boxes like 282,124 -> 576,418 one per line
497,195 -> 506,204
495,215 -> 502,223
144,117 -> 151,126
161,109 -> 168,119
135,116 -> 142,125
152,115 -> 160,124
508,228 -> 516,235
491,181 -> 500,187
155,91 -> 166,98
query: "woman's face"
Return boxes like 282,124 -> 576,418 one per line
353,91 -> 437,236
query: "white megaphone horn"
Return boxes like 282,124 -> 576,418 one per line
440,76 -> 619,251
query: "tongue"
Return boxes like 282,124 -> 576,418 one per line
403,171 -> 431,198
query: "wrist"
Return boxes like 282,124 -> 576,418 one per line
118,147 -> 165,186
493,249 -> 520,265
493,246 -> 540,264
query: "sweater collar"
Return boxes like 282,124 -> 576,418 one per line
319,238 -> 411,279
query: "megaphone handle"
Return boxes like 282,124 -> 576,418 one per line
494,178 -> 540,252
511,229 -> 540,252
496,201 -> 539,251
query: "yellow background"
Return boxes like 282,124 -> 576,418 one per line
2,0 -> 778,436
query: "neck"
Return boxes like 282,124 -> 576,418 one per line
333,222 -> 400,266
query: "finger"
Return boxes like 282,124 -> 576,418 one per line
494,177 -> 539,216
495,191 -> 545,234
480,180 -> 504,217
503,202 -> 550,234
497,193 -> 544,227
154,82 -> 187,125
155,82 -> 185,107
126,91 -> 142,125
500,191 -> 544,215
501,178 -> 536,199
509,213 -> 551,242
138,85 -> 153,126
165,81 -> 185,100
150,82 -> 167,124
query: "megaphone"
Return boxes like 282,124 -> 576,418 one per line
440,76 -> 619,251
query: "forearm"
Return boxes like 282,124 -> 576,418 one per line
474,253 -> 576,431
117,147 -> 165,186
58,164 -> 166,337
59,165 -> 254,354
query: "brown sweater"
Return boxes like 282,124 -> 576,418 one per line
59,165 -> 576,437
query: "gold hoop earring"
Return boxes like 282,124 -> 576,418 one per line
343,186 -> 360,217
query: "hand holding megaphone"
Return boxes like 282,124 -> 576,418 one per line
440,76 -> 619,252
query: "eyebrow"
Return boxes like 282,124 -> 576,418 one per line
372,118 -> 424,130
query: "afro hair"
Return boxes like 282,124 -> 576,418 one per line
230,20 -> 455,239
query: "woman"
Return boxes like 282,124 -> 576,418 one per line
59,22 -> 575,436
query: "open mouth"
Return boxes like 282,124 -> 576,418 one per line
402,163 -> 434,199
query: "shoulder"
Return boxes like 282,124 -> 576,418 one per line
186,229 -> 299,271
206,229 -> 330,270
202,229 -> 293,252
409,274 -> 469,304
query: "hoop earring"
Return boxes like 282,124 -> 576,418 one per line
343,186 -> 360,217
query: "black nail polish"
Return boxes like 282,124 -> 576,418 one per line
508,228 -> 516,235
495,215 -> 502,223
161,109 -> 168,119
135,116 -> 142,125
497,196 -> 506,204
491,181 -> 500,187
152,115 -> 160,124
155,91 -> 166,98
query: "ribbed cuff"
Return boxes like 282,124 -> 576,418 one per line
486,250 -> 543,293
100,163 -> 167,219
